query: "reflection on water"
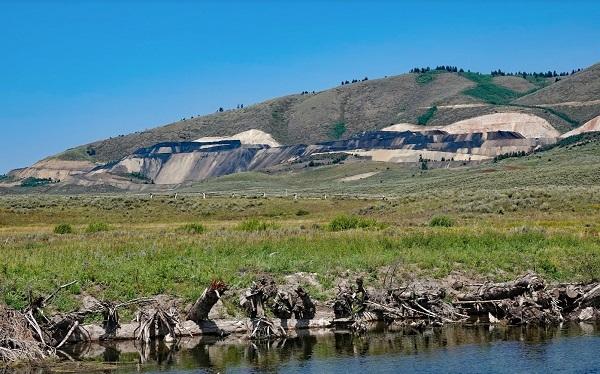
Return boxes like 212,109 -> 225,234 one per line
11,323 -> 600,373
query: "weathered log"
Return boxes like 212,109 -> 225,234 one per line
579,283 -> 600,308
549,284 -> 583,312
250,317 -> 286,340
456,273 -> 544,301
186,280 -> 228,323
136,306 -> 183,342
391,285 -> 446,302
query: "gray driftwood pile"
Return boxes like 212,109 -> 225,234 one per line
2,273 -> 600,364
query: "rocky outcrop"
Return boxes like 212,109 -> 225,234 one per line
96,129 -> 552,185
9,159 -> 96,182
442,112 -> 560,139
7,115 -> 561,188
561,115 -> 600,138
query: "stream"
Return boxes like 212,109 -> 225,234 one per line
12,322 -> 600,373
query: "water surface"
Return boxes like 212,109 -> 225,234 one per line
51,323 -> 600,373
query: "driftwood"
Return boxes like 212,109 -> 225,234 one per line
452,274 -> 592,325
186,280 -> 228,323
3,273 -> 600,364
387,282 -> 464,324
240,276 -> 278,319
333,277 -> 466,332
456,273 -> 544,301
250,317 -> 286,340
54,317 -> 333,342
239,277 -> 317,339
578,284 -> 600,308
293,287 -> 316,319
135,305 -> 185,343
0,304 -> 50,363
271,291 -> 294,319
333,278 -> 368,319
0,281 -> 81,363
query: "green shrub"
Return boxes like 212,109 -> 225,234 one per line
417,106 -> 437,125
54,224 -> 73,234
85,222 -> 111,233
429,215 -> 454,227
460,72 -> 521,104
20,177 -> 54,187
236,219 -> 278,232
296,209 -> 310,216
179,223 -> 206,234
328,215 -> 383,231
416,71 -> 438,85
330,122 -> 347,139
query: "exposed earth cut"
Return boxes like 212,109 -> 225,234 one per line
3,63 -> 600,191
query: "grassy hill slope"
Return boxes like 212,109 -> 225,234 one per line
60,69 -> 592,164
31,63 -> 598,168
514,63 -> 600,124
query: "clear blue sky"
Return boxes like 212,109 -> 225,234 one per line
1,0 -> 599,173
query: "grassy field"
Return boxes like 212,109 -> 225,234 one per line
1,140 -> 600,314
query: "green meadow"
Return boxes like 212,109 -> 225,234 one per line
1,138 -> 600,312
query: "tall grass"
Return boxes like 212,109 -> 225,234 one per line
53,224 -> 73,234
236,219 -> 278,232
1,228 -> 599,310
429,215 -> 454,227
86,222 -> 111,233
328,215 -> 384,231
178,223 -> 206,234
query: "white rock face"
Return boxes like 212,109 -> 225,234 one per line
443,113 -> 560,139
561,115 -> 600,138
381,123 -> 443,132
382,113 -> 560,139
346,149 -> 490,162
11,159 -> 96,181
194,129 -> 280,147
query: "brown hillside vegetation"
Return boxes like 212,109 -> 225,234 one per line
26,62 -> 598,170
82,72 -> 478,162
492,76 -> 539,93
516,63 -> 600,105
514,63 -> 600,124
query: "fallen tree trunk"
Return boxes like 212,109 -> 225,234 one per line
456,273 -> 544,301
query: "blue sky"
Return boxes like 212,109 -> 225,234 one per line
1,0 -> 599,173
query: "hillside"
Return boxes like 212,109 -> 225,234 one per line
514,63 -> 600,124
54,65 -> 599,165
182,131 -> 600,196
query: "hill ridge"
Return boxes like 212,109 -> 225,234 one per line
15,62 -> 600,174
